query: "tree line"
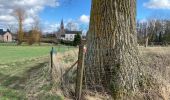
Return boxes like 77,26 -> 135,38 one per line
13,8 -> 41,45
137,19 -> 170,47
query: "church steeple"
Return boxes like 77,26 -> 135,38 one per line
59,19 -> 65,36
60,19 -> 64,30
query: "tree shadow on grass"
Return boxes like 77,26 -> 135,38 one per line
0,73 -> 26,99
0,62 -> 47,90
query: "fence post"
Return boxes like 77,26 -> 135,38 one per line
50,47 -> 54,70
75,40 -> 86,100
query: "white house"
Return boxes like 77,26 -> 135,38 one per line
65,33 -> 75,41
60,30 -> 81,41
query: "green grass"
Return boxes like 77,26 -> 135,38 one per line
0,46 -> 49,64
0,44 -> 74,64
0,86 -> 26,100
0,44 -> 75,99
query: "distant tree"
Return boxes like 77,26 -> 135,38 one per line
158,32 -> 163,42
28,30 -> 41,45
13,8 -> 26,45
66,21 -> 79,31
163,20 -> 170,45
28,17 -> 41,45
137,21 -> 146,45
73,33 -> 81,46
6,24 -> 17,33
145,19 -> 156,47
137,18 -> 170,46
137,19 -> 166,46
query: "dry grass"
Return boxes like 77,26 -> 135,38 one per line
51,49 -> 78,99
139,46 -> 170,54
83,46 -> 170,100
51,46 -> 170,100
138,46 -> 170,100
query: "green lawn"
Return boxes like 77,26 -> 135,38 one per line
0,45 -> 73,64
0,44 -> 74,100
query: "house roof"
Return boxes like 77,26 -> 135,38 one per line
0,29 -> 11,35
0,29 -> 5,35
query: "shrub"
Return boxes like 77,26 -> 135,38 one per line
73,33 -> 81,46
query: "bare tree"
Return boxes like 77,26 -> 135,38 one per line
84,0 -> 141,99
6,24 -> 17,33
32,17 -> 40,31
137,18 -> 166,47
66,21 -> 78,31
145,19 -> 164,47
13,8 -> 26,45
29,17 -> 41,45
137,21 -> 148,46
145,20 -> 155,47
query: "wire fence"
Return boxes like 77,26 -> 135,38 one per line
48,39 -> 122,100
50,45 -> 79,98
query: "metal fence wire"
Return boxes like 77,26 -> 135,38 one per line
50,46 -> 78,98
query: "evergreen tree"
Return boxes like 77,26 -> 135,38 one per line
163,32 -> 170,44
158,32 -> 163,42
73,33 -> 81,46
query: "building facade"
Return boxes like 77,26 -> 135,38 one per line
0,29 -> 13,42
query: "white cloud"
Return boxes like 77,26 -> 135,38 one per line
24,17 -> 34,25
0,15 -> 15,22
42,22 -> 60,33
79,14 -> 90,24
144,0 -> 170,9
0,0 -> 59,32
139,18 -> 148,23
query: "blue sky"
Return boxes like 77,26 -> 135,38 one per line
0,0 -> 170,33
137,0 -> 170,20
38,0 -> 91,32
39,0 -> 170,32
137,0 -> 151,19
39,0 -> 170,23
39,0 -> 91,23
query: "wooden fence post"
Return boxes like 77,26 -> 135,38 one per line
75,40 -> 86,100
50,47 -> 54,70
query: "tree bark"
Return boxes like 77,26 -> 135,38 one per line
84,0 -> 140,99
145,36 -> 149,47
13,8 -> 25,45
18,20 -> 24,44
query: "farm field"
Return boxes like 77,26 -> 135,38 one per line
0,44 -> 75,100
0,44 -> 74,64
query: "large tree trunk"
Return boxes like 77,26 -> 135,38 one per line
84,0 -> 140,99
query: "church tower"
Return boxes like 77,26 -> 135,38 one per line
60,19 -> 65,34
56,19 -> 65,40
60,19 -> 64,29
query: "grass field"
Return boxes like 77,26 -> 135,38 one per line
0,44 -> 73,64
0,44 -> 75,100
